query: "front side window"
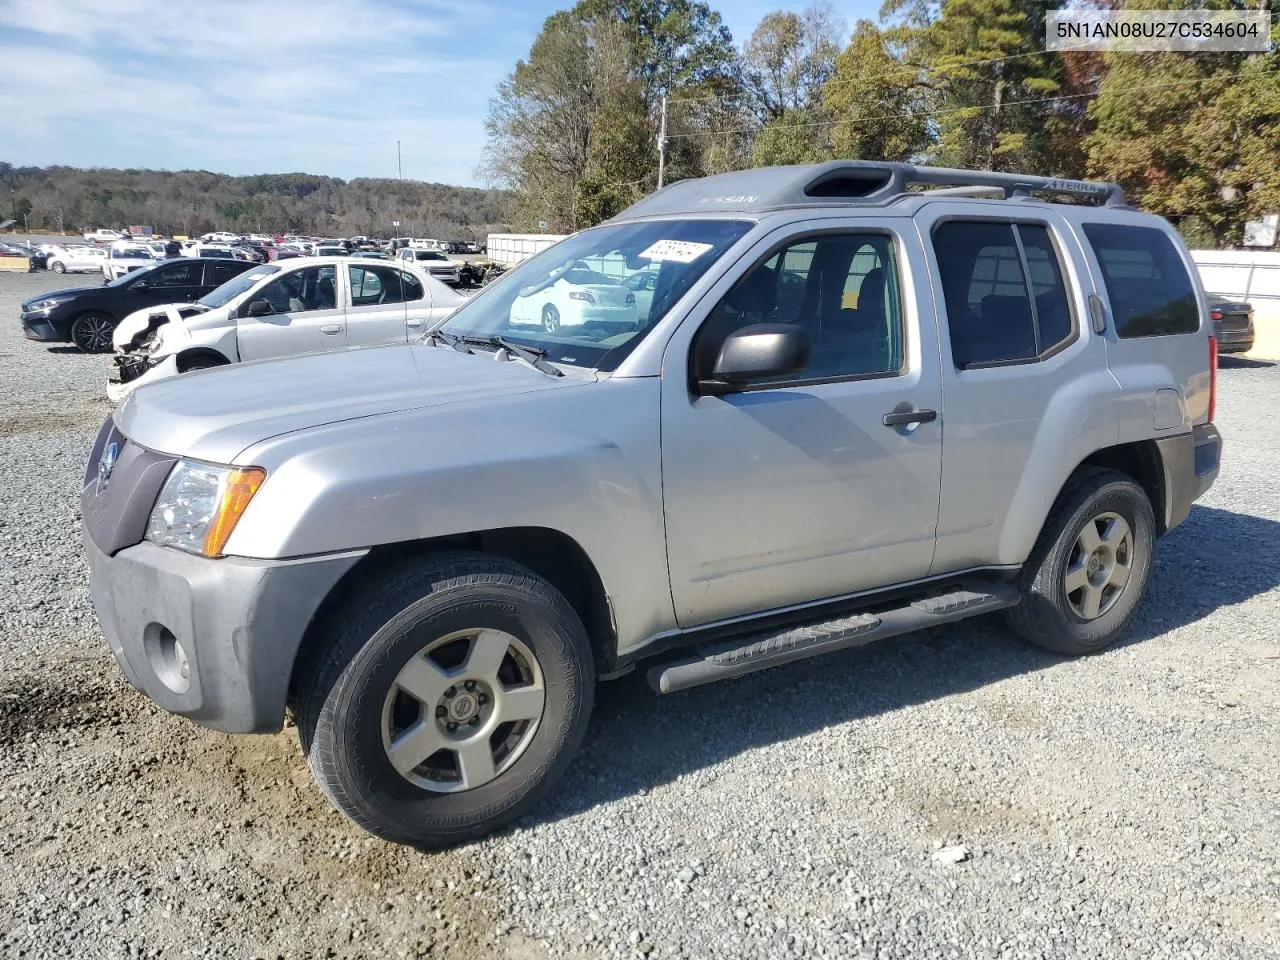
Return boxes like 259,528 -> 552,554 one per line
692,232 -> 904,384
934,221 -> 1075,368
439,219 -> 752,370
149,262 -> 201,287
1082,223 -> 1198,337
257,265 -> 338,314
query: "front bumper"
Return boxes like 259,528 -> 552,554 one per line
85,532 -> 366,733
20,311 -> 63,342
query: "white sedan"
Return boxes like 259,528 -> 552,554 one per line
47,246 -> 108,274
508,265 -> 638,333
107,257 -> 462,401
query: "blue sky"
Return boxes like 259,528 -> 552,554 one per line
0,0 -> 879,187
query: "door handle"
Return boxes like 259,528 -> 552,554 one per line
883,408 -> 937,427
320,324 -> 343,335
406,318 -> 424,327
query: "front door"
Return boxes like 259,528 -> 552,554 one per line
660,224 -> 944,627
236,264 -> 345,360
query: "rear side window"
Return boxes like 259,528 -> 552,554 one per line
1081,223 -> 1198,337
933,221 -> 1075,368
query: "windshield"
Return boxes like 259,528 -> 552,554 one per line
116,247 -> 153,259
106,264 -> 157,287
439,219 -> 751,369
198,264 -> 278,308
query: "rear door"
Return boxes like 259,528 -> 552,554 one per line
346,264 -> 411,347
236,263 -> 346,360
202,259 -> 252,294
917,204 -> 1117,573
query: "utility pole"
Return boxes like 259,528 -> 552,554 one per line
656,96 -> 668,191
397,140 -> 403,180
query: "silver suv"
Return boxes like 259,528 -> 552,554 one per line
83,162 -> 1222,848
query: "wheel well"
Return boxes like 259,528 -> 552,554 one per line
176,348 -> 230,372
288,527 -> 616,698
1080,440 -> 1166,534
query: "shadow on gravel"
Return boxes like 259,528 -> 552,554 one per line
44,346 -> 84,355
1219,356 -> 1274,369
520,503 -> 1280,829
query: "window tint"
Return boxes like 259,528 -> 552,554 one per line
350,265 -> 412,306
208,261 -> 246,285
258,265 -> 337,313
150,262 -> 201,286
934,221 -> 1074,368
694,232 -> 903,383
1082,223 -> 1198,337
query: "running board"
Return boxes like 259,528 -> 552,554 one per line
647,584 -> 1021,694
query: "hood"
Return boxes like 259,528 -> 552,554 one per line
115,342 -> 590,464
22,285 -> 100,307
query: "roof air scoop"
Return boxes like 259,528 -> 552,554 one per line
803,169 -> 894,199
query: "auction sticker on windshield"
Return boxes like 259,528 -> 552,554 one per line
639,239 -> 714,263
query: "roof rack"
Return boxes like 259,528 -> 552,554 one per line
609,160 -> 1128,222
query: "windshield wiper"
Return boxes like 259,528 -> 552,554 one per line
462,335 -> 564,377
423,328 -> 474,353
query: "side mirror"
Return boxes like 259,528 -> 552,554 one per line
698,323 -> 810,395
245,299 -> 274,318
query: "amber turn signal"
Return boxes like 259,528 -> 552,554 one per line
203,467 -> 267,557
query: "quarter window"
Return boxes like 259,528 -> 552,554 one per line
694,232 -> 904,383
1081,223 -> 1198,337
934,221 -> 1075,368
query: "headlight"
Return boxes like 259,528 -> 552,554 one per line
146,460 -> 266,557
30,297 -> 72,311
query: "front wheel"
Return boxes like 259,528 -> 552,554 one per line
1005,468 -> 1155,656
52,261 -> 66,274
541,304 -> 560,333
295,552 -> 595,849
70,312 -> 116,353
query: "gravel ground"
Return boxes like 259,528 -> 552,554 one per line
1,268 -> 1278,959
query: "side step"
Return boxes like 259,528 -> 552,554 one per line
647,584 -> 1021,694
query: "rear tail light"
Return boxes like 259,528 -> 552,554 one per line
1208,335 -> 1217,423
568,290 -> 595,304
1210,308 -> 1223,322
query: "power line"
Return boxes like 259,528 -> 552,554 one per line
665,64 -> 1277,140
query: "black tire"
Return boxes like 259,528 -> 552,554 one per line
177,354 -> 227,373
70,312 -> 116,353
52,261 -> 65,274
294,551 -> 595,849
1005,467 -> 1156,656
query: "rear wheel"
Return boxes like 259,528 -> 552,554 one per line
1005,468 -> 1155,656
295,552 -> 594,849
70,312 -> 115,353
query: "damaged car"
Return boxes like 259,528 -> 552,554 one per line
108,256 -> 463,401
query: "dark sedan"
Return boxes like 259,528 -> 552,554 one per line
1208,296 -> 1255,355
20,257 -> 255,353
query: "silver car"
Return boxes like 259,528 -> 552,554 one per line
83,161 -> 1221,849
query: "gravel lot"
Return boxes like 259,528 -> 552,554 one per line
1,268 -> 1277,959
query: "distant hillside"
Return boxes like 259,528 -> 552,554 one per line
0,162 -> 513,239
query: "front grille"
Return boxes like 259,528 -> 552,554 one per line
82,418 -> 179,555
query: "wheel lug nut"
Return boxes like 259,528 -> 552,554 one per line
464,680 -> 476,691
444,686 -> 456,698
447,721 -> 457,732
436,706 -> 447,718
469,716 -> 480,726
477,694 -> 488,705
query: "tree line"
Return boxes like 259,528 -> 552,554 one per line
0,164 -> 514,240
482,0 -> 1280,246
